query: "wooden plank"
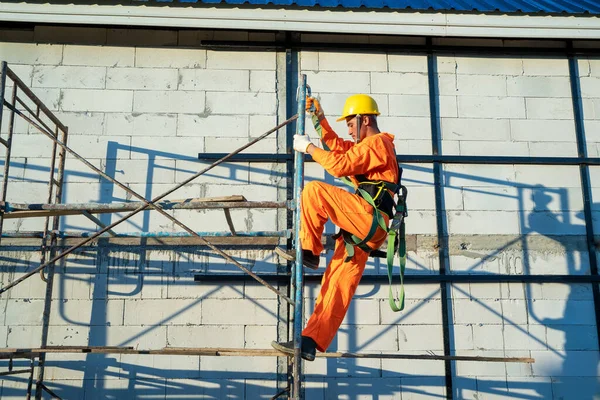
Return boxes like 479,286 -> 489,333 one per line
0,346 -> 534,363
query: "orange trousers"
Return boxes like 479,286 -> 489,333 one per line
300,181 -> 388,352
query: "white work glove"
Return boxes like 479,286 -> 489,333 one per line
293,134 -> 312,153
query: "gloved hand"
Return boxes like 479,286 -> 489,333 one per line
306,96 -> 325,120
293,134 -> 313,153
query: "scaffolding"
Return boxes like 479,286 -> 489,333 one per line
0,61 -> 546,399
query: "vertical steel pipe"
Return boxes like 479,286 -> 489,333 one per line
292,75 -> 307,400
0,70 -> 17,245
35,126 -> 68,400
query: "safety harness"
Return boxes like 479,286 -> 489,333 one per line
310,114 -> 408,312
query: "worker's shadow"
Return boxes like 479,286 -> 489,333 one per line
522,185 -> 599,399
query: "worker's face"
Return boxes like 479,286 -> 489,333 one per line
345,116 -> 362,142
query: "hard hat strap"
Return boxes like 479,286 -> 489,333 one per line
356,114 -> 362,143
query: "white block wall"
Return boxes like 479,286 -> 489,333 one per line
0,31 -> 599,399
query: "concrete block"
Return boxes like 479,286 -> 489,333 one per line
455,56 -> 522,75
546,324 -> 598,351
462,186 -> 519,211
397,325 -> 444,351
528,299 -> 596,325
460,140 -> 529,156
53,111 -> 105,136
458,96 -> 526,119
179,69 -> 249,91
320,378 -> 401,399
582,98 -> 600,119
101,325 -> 167,348
501,299 -> 528,324
388,95 -> 430,117
177,114 -> 248,137
5,299 -> 44,325
107,67 -> 178,90
514,165 -> 580,187
590,59 -> 600,77
403,210 -> 437,235
107,29 -> 177,46
205,136 -> 276,152
136,47 -> 206,68
551,377 -> 600,400
6,325 -> 42,347
526,98 -> 574,120
441,118 -> 510,141
130,135 -> 204,159
531,350 -> 599,377
206,50 -> 276,70
175,159 -> 248,185
453,350 -> 509,376
388,53 -> 428,73
381,299 -> 442,325
508,76 -> 572,97
0,42 -> 62,65
510,120 -> 575,143
105,273 -> 165,300
503,324 -> 548,350
34,25 -> 106,44
112,159 -> 176,183
63,45 -> 134,67
448,211 -> 520,234
300,50 -> 319,71
450,325 -> 474,350
250,70 -> 277,93
201,298 -> 278,325
371,72 -> 429,95
105,113 -> 177,137
456,75 -> 507,96
244,325 -> 277,349
339,299 -> 380,325
18,88 -> 61,111
306,356 -> 381,378
203,182 -> 278,201
529,141 -> 578,157
200,356 -> 277,379
206,91 -> 276,115
120,354 -> 200,379
522,57 -> 570,76
124,299 -> 201,326
168,277 -> 243,299
584,120 -> 600,142
400,377 -> 446,400
52,272 -> 91,300
61,89 -> 133,112
69,135 -> 131,159
32,65 -> 106,89
165,378 -> 244,398
469,283 -> 502,300
580,76 -> 600,98
47,325 -> 90,346
318,51 -> 387,72
133,90 -> 204,114
168,325 -> 244,348
377,116 -> 431,140
449,253 -> 503,275
333,324 -> 398,352
304,71 -> 370,93
49,299 -> 124,326
382,352 -> 444,377
453,298 -> 503,324
0,326 -> 6,347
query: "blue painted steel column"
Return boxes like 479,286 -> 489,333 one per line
292,74 -> 307,400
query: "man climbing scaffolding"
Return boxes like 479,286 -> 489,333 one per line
272,94 -> 404,361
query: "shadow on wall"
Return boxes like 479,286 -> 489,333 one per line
1,142 -> 600,399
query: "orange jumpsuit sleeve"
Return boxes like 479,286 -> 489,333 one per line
311,137 -> 388,178
318,118 -> 354,153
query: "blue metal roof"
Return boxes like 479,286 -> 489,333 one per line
150,0 -> 600,14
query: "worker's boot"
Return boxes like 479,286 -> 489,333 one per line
274,247 -> 320,270
271,336 -> 317,361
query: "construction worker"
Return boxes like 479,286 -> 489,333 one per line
273,94 -> 399,361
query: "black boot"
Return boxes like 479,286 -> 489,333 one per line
271,336 -> 317,361
274,247 -> 320,270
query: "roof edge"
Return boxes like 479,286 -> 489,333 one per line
1,3 -> 600,39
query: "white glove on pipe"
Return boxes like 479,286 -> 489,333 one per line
293,134 -> 312,153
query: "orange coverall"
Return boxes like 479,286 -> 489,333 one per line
300,118 -> 398,352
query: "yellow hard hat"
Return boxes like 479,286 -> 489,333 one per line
336,94 -> 380,122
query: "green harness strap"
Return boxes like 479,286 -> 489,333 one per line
310,114 -> 407,312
